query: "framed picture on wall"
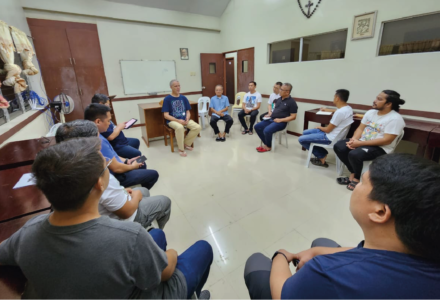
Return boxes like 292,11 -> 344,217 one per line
180,48 -> 189,60
352,11 -> 378,40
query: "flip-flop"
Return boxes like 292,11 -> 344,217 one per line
184,145 -> 193,151
256,146 -> 264,151
347,181 -> 359,191
311,158 -> 329,168
257,148 -> 270,153
179,151 -> 187,157
336,177 -> 350,185
248,131 -> 254,135
242,130 -> 249,135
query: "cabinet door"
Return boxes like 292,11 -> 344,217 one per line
66,28 -> 109,110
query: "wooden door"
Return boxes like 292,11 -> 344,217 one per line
200,54 -> 224,97
28,25 -> 83,122
66,28 -> 109,109
225,58 -> 235,104
237,48 -> 254,93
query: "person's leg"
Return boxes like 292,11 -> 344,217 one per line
311,238 -> 341,248
254,120 -> 271,146
244,253 -> 272,299
132,187 -> 172,229
116,169 -> 159,190
149,228 -> 167,251
115,145 -> 142,159
168,121 -> 185,152
184,120 -> 202,147
222,115 -> 234,134
249,110 -> 259,132
238,109 -> 249,131
127,137 -> 140,149
348,146 -> 387,181
333,139 -> 355,175
210,115 -> 220,136
176,240 -> 213,298
263,121 -> 286,149
259,112 -> 268,121
297,131 -> 331,160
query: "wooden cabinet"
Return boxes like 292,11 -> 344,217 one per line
27,19 -> 108,122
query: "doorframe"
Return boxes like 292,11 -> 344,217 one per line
224,57 -> 235,104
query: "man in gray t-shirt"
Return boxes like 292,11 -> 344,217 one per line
0,138 -> 212,299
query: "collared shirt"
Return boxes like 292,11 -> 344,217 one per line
270,96 -> 298,120
100,134 -> 122,169
101,121 -> 129,149
209,95 -> 230,118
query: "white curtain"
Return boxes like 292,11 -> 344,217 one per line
0,20 -> 27,93
10,25 -> 39,76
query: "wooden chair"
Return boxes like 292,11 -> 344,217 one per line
159,100 -> 194,153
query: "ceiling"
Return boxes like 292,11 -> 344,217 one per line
105,0 -> 231,17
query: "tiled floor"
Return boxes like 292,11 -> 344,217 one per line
124,122 -> 364,299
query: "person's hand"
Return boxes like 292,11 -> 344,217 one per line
245,109 -> 251,114
131,189 -> 142,200
116,122 -> 127,131
219,112 -> 224,117
315,126 -> 323,131
347,139 -> 362,149
276,249 -> 297,263
320,107 -> 326,111
184,118 -> 190,125
267,112 -> 272,117
177,119 -> 186,125
128,157 -> 144,169
126,188 -> 133,194
294,248 -> 319,271
274,118 -> 282,123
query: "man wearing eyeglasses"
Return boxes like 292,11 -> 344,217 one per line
254,83 -> 298,152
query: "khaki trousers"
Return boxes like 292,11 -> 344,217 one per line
168,120 -> 201,151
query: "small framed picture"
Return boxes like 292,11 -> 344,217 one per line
180,48 -> 189,60
352,11 -> 378,40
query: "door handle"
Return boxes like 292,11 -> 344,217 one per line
79,88 -> 83,96
202,86 -> 205,89
73,58 -> 76,65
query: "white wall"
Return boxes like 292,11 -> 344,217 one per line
220,0 -> 440,133
0,0 -> 50,146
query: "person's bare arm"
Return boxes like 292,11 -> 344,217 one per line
112,189 -> 142,219
108,157 -> 142,174
352,123 -> 366,140
270,254 -> 292,299
107,122 -> 126,141
185,110 -> 191,123
267,104 -> 272,113
161,249 -> 178,281
350,134 -> 397,148
274,113 -> 297,123
317,123 -> 336,133
320,107 -> 336,113
252,102 -> 261,111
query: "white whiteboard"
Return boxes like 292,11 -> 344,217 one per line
120,60 -> 177,95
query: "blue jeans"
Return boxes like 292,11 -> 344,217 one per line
114,164 -> 159,190
114,138 -> 141,159
254,119 -> 287,148
298,129 -> 332,159
149,229 -> 213,299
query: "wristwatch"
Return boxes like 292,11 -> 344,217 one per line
124,159 -> 128,164
272,251 -> 289,264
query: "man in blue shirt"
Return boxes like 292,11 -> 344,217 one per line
209,85 -> 233,142
244,153 -> 440,299
91,94 -> 141,159
162,80 -> 201,157
85,103 -> 159,190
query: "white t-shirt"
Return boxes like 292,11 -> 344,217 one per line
268,93 -> 280,110
326,106 -> 354,141
244,91 -> 262,109
360,109 -> 406,153
98,174 -> 137,222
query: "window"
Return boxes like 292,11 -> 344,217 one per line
242,60 -> 249,72
269,30 -> 347,64
209,63 -> 216,74
379,13 -> 440,56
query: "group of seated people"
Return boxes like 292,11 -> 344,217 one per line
1,80 -> 439,299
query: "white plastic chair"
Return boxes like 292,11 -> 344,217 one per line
306,123 -> 352,175
271,127 -> 288,152
46,123 -> 63,137
360,130 -> 405,178
198,97 -> 210,129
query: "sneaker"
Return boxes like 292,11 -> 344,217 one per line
199,290 -> 211,300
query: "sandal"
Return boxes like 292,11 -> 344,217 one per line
310,158 -> 329,168
242,130 -> 249,135
347,181 -> 359,191
336,177 -> 350,185
257,148 -> 270,153
184,145 -> 193,151
256,146 -> 264,151
248,131 -> 253,135
179,150 -> 187,157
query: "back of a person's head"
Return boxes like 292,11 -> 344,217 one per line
382,90 -> 405,112
84,103 -> 111,122
91,93 -> 109,104
55,120 -> 98,143
32,138 -> 103,211
369,153 -> 440,262
336,89 -> 350,102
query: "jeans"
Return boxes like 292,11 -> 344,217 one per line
298,129 -> 332,159
210,114 -> 234,134
114,138 -> 141,159
244,238 -> 340,299
254,119 -> 287,148
132,187 -> 171,229
114,164 -> 159,190
333,139 -> 387,180
238,109 -> 259,131
149,229 -> 213,299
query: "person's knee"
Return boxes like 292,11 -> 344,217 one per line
137,187 -> 150,197
238,110 -> 245,117
333,140 -> 346,153
148,170 -> 159,181
132,138 -> 140,148
194,240 -> 213,262
246,252 -> 267,266
311,238 -> 340,248
149,228 -> 165,240
162,196 -> 172,210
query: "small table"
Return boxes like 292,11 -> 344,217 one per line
303,108 -> 440,159
138,101 -> 199,147
0,137 -> 55,171
0,165 -> 51,222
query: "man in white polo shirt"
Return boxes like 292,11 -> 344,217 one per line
238,81 -> 262,135
299,89 -> 354,168
260,81 -> 282,121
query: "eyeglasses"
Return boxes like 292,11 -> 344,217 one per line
280,88 -> 289,92
81,158 -> 112,200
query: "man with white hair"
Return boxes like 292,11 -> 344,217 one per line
162,80 -> 201,157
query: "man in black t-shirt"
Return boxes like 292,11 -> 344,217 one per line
254,83 -> 298,152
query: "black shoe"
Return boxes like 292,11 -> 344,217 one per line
199,290 -> 211,300
216,137 -> 221,142
221,137 -> 226,142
